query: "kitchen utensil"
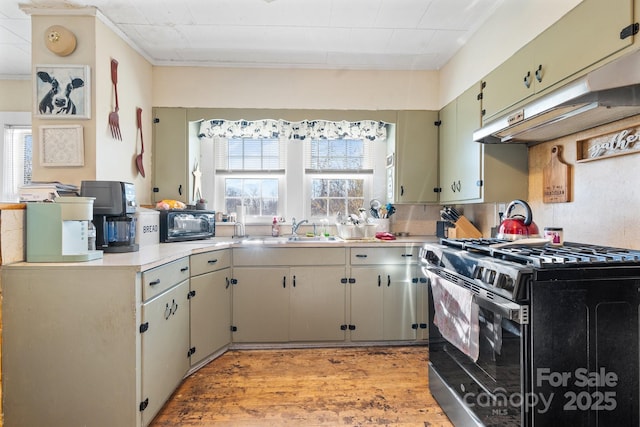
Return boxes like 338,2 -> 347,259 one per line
369,199 -> 381,218
543,145 -> 570,203
108,59 -> 121,140
497,199 -> 540,240
135,107 -> 145,177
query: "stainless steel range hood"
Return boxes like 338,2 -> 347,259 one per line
473,49 -> 640,144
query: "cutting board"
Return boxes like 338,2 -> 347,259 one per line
543,145 -> 570,203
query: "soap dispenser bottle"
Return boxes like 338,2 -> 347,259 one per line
272,217 -> 280,237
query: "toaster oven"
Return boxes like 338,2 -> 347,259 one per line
158,209 -> 216,242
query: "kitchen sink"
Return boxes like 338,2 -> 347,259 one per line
286,235 -> 342,242
239,235 -> 343,244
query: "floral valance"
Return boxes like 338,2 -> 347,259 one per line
198,119 -> 388,141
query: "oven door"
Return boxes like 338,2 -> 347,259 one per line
424,265 -> 530,427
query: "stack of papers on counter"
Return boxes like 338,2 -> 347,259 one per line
19,182 -> 79,202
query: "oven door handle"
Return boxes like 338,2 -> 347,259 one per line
424,266 -> 529,325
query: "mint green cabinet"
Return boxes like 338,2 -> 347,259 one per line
439,83 -> 528,204
189,249 -> 232,366
394,110 -> 439,203
349,246 -> 420,341
482,0 -> 634,123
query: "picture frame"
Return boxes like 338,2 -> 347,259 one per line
39,125 -> 84,167
34,64 -> 90,119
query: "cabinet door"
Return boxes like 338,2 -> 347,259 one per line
439,85 -> 482,203
289,266 -> 346,341
152,107 -> 188,203
190,268 -> 231,366
481,45 -> 535,122
438,99 -> 458,202
395,110 -> 439,203
454,84 -> 483,201
141,280 -> 190,426
382,265 -> 417,341
232,267 -> 290,342
350,267 -> 384,341
534,0 -> 633,94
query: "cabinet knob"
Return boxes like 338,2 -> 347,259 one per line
523,71 -> 532,88
535,64 -> 543,83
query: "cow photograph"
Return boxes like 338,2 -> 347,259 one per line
34,64 -> 90,119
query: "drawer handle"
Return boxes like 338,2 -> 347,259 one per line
378,275 -> 381,287
401,254 -> 413,257
387,275 -> 391,287
355,254 -> 368,258
208,259 -> 218,264
150,279 -> 161,286
180,266 -> 189,272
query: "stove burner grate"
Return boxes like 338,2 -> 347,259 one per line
440,238 -> 640,268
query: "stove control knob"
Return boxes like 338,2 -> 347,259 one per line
496,274 -> 514,291
485,269 -> 497,284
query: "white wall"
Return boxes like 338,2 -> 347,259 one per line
153,67 -> 440,110
439,0 -> 583,105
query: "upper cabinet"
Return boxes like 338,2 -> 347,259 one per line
152,107 -> 200,204
393,110 -> 439,203
439,85 -> 483,202
481,0 -> 635,122
439,83 -> 528,204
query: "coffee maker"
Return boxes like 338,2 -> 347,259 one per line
80,181 -> 139,253
26,197 -> 104,262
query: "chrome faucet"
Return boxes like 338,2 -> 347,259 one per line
291,217 -> 308,235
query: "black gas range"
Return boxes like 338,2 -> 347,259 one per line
421,238 -> 640,427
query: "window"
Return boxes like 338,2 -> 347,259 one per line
224,178 -> 279,216
305,138 -> 372,219
3,126 -> 32,201
310,177 -> 365,218
201,118 -> 388,223
216,137 -> 285,217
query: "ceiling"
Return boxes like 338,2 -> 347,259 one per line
0,0 -> 504,80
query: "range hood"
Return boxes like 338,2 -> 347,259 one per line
474,49 -> 640,144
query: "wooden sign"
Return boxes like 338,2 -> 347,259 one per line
577,123 -> 640,162
543,145 -> 571,203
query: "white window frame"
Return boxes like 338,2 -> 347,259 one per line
213,136 -> 286,223
2,125 -> 32,202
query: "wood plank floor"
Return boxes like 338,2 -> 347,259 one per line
150,346 -> 454,427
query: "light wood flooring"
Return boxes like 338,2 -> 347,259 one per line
150,346 -> 453,426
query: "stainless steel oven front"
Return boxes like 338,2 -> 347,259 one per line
424,264 -> 530,426
422,239 -> 640,427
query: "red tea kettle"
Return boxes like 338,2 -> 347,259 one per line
498,199 -> 540,240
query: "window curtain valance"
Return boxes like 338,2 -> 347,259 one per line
198,119 -> 387,141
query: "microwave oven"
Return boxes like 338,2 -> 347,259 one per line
158,209 -> 215,242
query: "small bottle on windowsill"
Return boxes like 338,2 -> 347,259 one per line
272,217 -> 280,237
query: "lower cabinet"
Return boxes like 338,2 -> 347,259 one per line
140,279 -> 190,426
349,246 -> 423,342
189,249 -> 232,366
232,247 -> 348,343
289,266 -> 346,341
232,265 -> 347,342
232,267 -> 291,342
350,264 -> 417,341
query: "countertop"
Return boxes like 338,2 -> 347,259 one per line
4,235 -> 438,272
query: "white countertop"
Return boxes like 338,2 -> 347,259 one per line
4,235 -> 438,272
